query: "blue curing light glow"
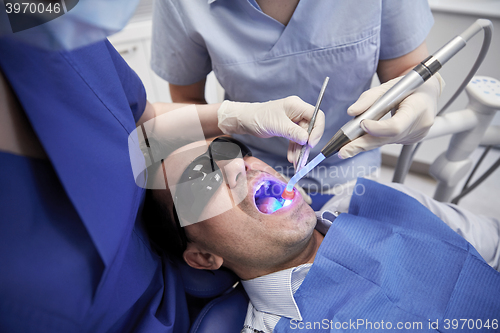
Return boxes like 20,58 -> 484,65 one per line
256,196 -> 287,214
267,198 -> 284,213
267,198 -> 291,213
255,181 -> 291,214
263,197 -> 291,213
284,153 -> 326,193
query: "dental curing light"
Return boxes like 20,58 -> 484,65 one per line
281,188 -> 294,200
320,19 -> 493,159
281,153 -> 326,199
282,19 -> 493,198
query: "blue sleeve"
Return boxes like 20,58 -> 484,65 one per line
104,40 -> 147,123
150,0 -> 212,85
379,0 -> 434,60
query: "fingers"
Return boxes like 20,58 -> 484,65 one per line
283,95 -> 325,146
283,96 -> 315,121
297,146 -> 311,171
281,96 -> 326,146
361,104 -> 415,138
282,123 -> 309,145
361,94 -> 435,142
338,134 -> 392,159
347,77 -> 401,117
308,110 -> 325,148
287,141 -> 300,168
340,98 -> 433,159
287,119 -> 309,167
288,144 -> 311,171
333,74 -> 440,159
347,89 -> 384,117
287,111 -> 322,170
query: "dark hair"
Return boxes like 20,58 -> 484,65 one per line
142,189 -> 187,258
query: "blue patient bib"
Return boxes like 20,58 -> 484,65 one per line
274,178 -> 500,332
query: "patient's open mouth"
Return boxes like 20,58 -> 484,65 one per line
253,179 -> 289,214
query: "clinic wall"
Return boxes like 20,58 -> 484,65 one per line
108,20 -> 224,104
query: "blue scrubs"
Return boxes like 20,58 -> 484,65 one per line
151,0 -> 434,189
0,38 -> 189,333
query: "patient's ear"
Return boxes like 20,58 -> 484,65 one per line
183,242 -> 223,270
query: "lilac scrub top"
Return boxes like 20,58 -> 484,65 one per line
151,0 -> 434,189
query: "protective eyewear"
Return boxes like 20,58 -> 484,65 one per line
171,137 -> 252,228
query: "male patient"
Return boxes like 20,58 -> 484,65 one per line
145,136 -> 500,333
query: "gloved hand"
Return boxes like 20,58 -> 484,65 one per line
217,96 -> 325,165
338,73 -> 445,159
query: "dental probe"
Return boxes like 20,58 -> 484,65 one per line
295,77 -> 329,172
320,19 -> 491,159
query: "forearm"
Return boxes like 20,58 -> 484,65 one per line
135,96 -> 323,169
136,101 -> 224,138
169,79 -> 207,104
377,42 -> 429,83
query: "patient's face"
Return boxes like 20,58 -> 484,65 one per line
162,139 -> 317,273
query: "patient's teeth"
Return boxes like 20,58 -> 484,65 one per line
257,197 -> 282,214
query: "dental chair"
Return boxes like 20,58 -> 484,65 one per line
393,76 -> 500,203
175,259 -> 248,333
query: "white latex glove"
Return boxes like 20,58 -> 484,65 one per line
217,96 -> 325,164
338,73 -> 445,159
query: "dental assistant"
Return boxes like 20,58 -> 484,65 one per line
0,32 -> 321,332
151,0 -> 443,190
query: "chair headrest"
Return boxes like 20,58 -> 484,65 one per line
189,284 -> 249,333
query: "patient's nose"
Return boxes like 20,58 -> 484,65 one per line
219,157 -> 246,189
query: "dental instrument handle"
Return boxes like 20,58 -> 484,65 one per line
295,77 -> 329,171
320,19 -> 491,159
